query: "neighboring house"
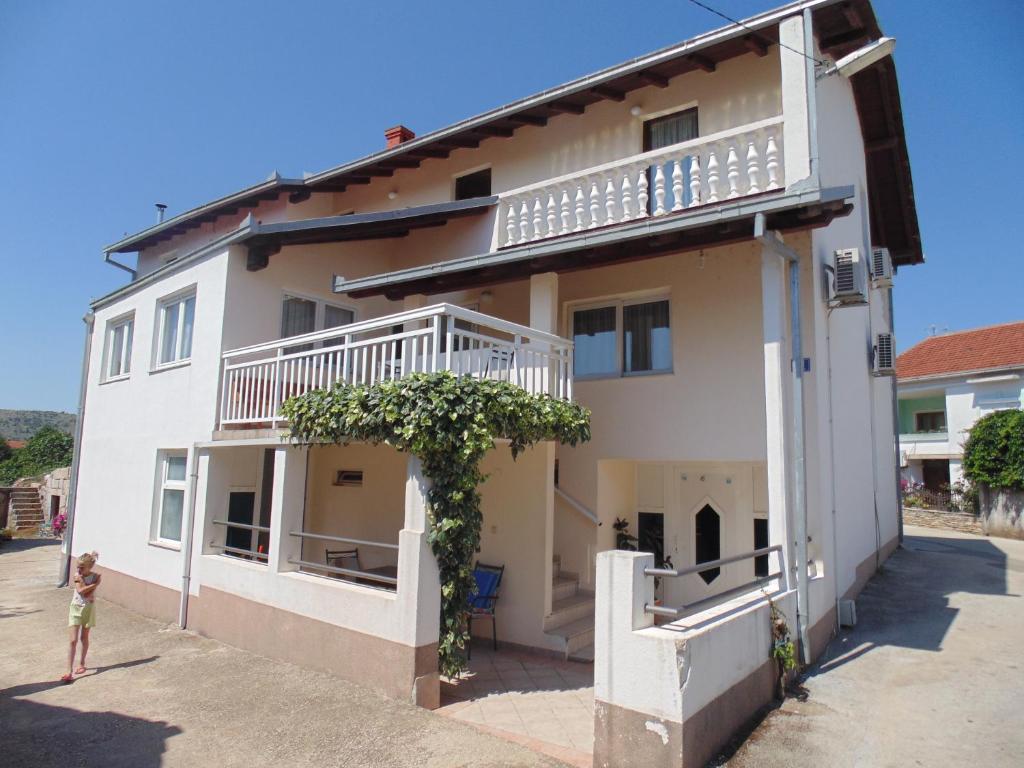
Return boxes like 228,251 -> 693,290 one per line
69,0 -> 920,761
897,321 -> 1024,492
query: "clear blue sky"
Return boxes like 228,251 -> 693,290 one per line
1,0 -> 1021,411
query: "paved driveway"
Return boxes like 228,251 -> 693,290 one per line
0,539 -> 567,768
722,525 -> 1024,768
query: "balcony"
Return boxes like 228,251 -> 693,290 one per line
498,116 -> 784,247
219,304 -> 573,428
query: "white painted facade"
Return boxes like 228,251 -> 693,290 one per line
70,0 -> 912,740
898,367 -> 1024,488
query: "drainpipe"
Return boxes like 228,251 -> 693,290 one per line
178,444 -> 202,628
803,7 -> 820,188
104,252 -> 137,279
755,213 -> 811,665
888,287 -> 904,543
59,312 -> 96,587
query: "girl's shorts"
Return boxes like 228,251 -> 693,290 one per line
69,602 -> 96,628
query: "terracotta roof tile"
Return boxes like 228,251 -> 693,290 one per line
896,321 -> 1024,380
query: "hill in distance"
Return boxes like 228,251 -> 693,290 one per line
0,409 -> 77,441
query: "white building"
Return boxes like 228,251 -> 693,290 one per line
897,321 -> 1024,491
67,0 -> 920,763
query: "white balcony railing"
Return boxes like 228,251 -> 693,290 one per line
219,304 -> 573,427
498,116 -> 784,247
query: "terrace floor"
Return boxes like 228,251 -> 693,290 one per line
439,646 -> 594,768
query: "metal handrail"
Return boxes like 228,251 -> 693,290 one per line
289,530 -> 399,551
646,571 -> 783,618
212,519 -> 271,533
645,545 -> 781,578
210,543 -> 269,560
287,557 -> 398,586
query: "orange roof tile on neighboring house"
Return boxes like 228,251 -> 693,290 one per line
4,439 -> 26,450
896,321 -> 1024,380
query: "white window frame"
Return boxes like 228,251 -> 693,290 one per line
152,450 -> 188,548
102,312 -> 135,383
154,287 -> 197,370
566,292 -> 673,380
280,290 -> 356,344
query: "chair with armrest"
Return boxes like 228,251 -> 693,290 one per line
325,548 -> 361,581
467,561 -> 504,659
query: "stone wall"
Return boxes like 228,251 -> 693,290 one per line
38,467 -> 71,523
903,507 -> 983,536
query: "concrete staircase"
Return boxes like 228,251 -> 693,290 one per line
544,554 -> 595,662
8,487 -> 44,531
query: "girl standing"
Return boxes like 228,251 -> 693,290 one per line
62,551 -> 100,683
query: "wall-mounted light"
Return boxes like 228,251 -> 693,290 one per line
629,105 -> 643,117
480,289 -> 494,305
388,190 -> 398,200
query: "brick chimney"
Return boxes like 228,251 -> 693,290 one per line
384,125 -> 416,148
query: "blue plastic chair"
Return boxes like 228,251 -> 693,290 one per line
467,562 -> 504,658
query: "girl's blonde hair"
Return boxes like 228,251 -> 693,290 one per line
77,551 -> 99,568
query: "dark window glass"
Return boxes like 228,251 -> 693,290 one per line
914,411 -> 946,432
257,450 -> 275,556
623,300 -> 671,374
644,108 -> 699,211
695,504 -> 721,584
225,491 -> 256,557
573,306 -> 617,377
754,518 -> 769,577
455,168 -> 491,200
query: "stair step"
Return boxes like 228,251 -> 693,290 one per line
568,644 -> 595,663
544,616 -> 595,655
544,591 -> 595,631
552,574 -> 579,602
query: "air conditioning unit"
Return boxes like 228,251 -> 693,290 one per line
831,248 -> 868,304
871,246 -> 894,287
873,332 -> 895,376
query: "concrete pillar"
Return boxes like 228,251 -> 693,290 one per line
529,272 -> 558,334
779,15 -> 811,187
269,445 -> 308,573
761,248 -> 794,589
398,455 -> 441,708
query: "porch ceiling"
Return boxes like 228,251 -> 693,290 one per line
334,186 -> 855,300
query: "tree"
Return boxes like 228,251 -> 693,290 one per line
0,426 -> 74,485
962,410 -> 1024,491
0,435 -> 11,464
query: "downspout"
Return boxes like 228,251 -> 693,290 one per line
888,287 -> 904,543
755,213 -> 812,665
104,252 -> 137,279
59,312 -> 96,587
803,7 -> 820,188
178,444 -> 202,628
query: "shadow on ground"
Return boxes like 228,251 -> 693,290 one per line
0,695 -> 181,768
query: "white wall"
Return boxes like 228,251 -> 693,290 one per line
74,250 -> 230,591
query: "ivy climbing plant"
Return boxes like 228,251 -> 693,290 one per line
281,371 -> 591,677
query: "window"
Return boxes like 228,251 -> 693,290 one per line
914,411 -> 946,433
695,503 -> 721,584
157,291 -> 196,366
154,451 -> 187,544
571,298 -> 672,378
644,108 -> 698,210
281,294 -> 354,352
754,518 -> 769,577
454,168 -> 491,200
103,314 -> 134,381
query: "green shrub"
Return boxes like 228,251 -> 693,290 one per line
962,410 -> 1024,491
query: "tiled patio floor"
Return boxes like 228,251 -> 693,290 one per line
437,646 -> 594,768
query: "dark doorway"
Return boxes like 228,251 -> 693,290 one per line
638,512 -> 665,568
695,504 -> 721,583
922,460 -> 950,493
49,495 -> 60,522
225,491 -> 256,556
643,108 -> 699,211
754,518 -> 769,577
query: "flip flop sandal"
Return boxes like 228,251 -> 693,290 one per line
74,667 -> 87,675
60,673 -> 74,683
